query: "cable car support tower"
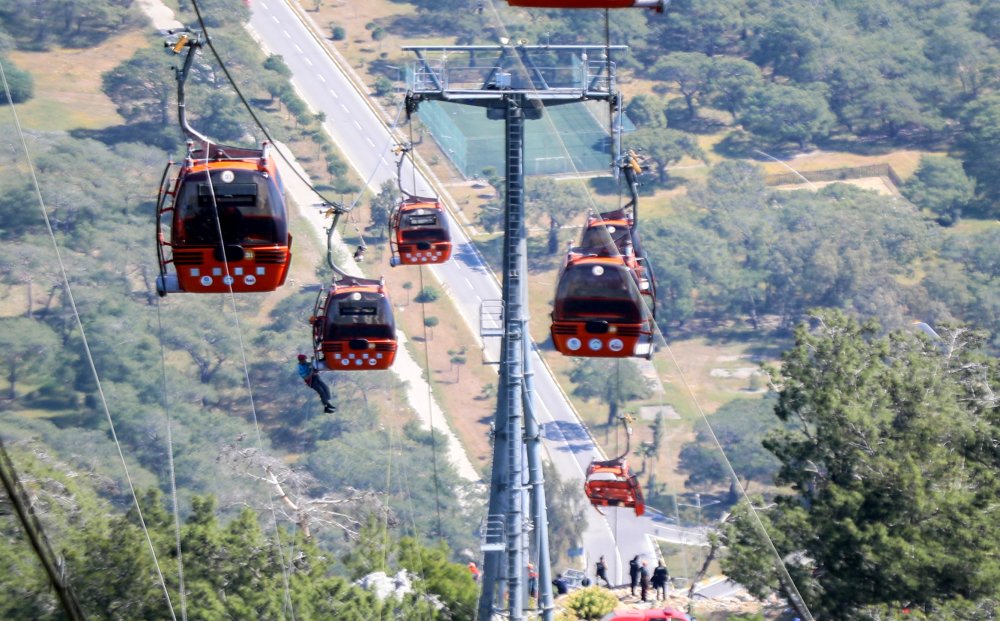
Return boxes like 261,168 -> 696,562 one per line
404,42 -> 626,621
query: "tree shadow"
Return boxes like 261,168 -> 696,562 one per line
70,122 -> 181,152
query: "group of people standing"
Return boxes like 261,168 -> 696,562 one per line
594,554 -> 670,601
613,555 -> 669,602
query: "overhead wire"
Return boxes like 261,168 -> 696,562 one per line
186,0 -> 347,211
478,5 -> 816,618
154,299 -> 189,621
404,119 -> 447,539
0,55 -> 178,621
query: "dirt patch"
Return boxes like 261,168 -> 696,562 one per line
8,31 -> 148,130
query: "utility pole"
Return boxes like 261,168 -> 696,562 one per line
405,43 -> 624,620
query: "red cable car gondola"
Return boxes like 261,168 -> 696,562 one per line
585,457 -> 645,516
550,254 -> 655,358
310,277 -> 397,371
389,198 -> 452,266
156,143 -> 292,295
585,415 -> 644,516
550,153 -> 655,359
155,34 -> 291,296
389,144 -> 452,267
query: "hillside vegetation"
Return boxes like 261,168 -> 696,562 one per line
1,0 -> 998,619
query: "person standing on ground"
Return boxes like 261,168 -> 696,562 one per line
639,561 -> 651,602
297,354 -> 335,413
527,562 -> 538,599
628,555 -> 640,596
651,561 -> 669,600
595,555 -> 611,587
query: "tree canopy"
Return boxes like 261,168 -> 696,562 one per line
721,311 -> 1000,620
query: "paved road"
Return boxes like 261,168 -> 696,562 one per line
248,0 -> 705,586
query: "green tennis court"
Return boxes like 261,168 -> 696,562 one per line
420,100 -> 633,177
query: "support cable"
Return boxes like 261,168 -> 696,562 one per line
417,265 -> 446,538
0,55 -> 178,621
154,300 -> 189,621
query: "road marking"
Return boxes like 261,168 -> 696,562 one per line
282,29 -> 290,39
329,89 -> 339,99
365,137 -> 375,147
270,15 -> 279,23
318,74 -> 326,83
304,57 -> 313,66
294,44 -> 303,54
465,277 -> 473,289
353,120 -> 363,130
341,103 -> 350,113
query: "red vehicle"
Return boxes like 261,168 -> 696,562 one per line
389,197 -> 452,266
600,608 -> 690,620
549,153 -> 656,359
155,33 -> 291,296
156,143 -> 291,295
585,457 -> 644,516
388,144 -> 452,267
311,277 -> 397,371
550,253 -> 655,358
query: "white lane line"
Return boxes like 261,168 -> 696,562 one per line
329,89 -> 339,99
353,120 -> 363,130
270,15 -> 279,23
318,74 -> 326,83
365,137 -> 375,147
294,44 -> 303,54
282,30 -> 290,39
465,277 -> 473,289
304,57 -> 313,66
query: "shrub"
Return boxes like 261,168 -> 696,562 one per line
563,586 -> 618,620
1,59 -> 33,103
330,25 -> 346,41
414,286 -> 440,303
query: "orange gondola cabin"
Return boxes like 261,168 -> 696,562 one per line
156,141 -> 292,295
311,277 -> 397,370
389,197 -> 452,266
550,251 -> 655,358
585,458 -> 645,516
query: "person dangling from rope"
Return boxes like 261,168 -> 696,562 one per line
296,354 -> 336,413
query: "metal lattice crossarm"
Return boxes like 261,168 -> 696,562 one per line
403,44 -> 627,103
